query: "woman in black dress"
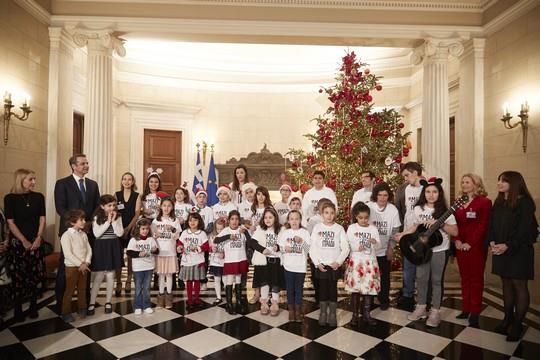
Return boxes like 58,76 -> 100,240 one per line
114,172 -> 141,295
487,171 -> 538,341
4,169 -> 46,321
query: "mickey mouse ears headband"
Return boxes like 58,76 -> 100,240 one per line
419,177 -> 443,187
146,167 -> 163,178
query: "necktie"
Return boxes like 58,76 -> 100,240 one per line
79,178 -> 86,204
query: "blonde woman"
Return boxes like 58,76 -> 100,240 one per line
453,173 -> 491,326
4,169 -> 46,322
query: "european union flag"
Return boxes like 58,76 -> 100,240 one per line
206,152 -> 218,206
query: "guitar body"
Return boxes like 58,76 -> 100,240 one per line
399,224 -> 444,265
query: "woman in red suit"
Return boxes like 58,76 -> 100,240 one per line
453,173 -> 492,326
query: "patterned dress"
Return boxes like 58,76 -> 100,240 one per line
344,223 -> 381,295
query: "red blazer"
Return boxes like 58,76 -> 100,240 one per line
454,196 -> 492,251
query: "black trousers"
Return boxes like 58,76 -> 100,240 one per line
316,267 -> 339,302
377,256 -> 391,305
309,260 -> 320,301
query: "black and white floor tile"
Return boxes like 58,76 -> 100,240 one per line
1,270 -> 539,359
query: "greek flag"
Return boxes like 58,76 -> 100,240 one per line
206,153 -> 218,206
192,150 -> 204,201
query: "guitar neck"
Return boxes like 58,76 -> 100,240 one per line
423,201 -> 462,237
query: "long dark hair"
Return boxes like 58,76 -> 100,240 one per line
351,202 -> 370,223
186,212 -> 205,231
94,194 -> 117,225
251,186 -> 272,214
142,174 -> 162,201
232,164 -> 249,191
259,207 -> 281,234
415,183 -> 448,219
494,171 -> 534,209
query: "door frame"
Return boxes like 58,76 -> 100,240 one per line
128,104 -> 200,187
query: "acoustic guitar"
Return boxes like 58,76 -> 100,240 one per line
399,195 -> 468,265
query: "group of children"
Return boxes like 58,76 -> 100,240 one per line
59,167 -> 453,330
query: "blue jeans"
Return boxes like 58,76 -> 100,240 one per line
403,257 -> 416,298
133,270 -> 153,310
284,270 -> 305,305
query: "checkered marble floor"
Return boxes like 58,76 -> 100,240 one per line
1,270 -> 539,359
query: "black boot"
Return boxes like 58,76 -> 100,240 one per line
28,297 -> 39,319
495,312 -> 514,335
14,302 -> 25,323
362,296 -> 377,325
234,285 -> 243,314
225,285 -> 235,315
350,293 -> 360,326
506,320 -> 524,342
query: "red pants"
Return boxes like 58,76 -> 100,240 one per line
456,250 -> 486,315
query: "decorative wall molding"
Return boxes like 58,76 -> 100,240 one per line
51,16 -> 484,40
13,0 -> 51,25
118,97 -> 202,114
61,0 -> 494,12
483,0 -> 540,36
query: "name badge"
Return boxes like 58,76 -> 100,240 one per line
117,203 -> 125,210
466,211 -> 476,219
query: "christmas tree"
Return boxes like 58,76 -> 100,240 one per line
288,51 -> 412,225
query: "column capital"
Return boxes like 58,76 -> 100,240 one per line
65,26 -> 126,57
49,27 -> 76,57
411,38 -> 464,65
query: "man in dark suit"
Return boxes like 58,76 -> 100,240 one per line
54,154 -> 100,312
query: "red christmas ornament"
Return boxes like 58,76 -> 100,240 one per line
376,84 -> 383,91
327,180 -> 336,190
391,259 -> 402,271
318,88 -> 323,93
292,160 -> 300,168
366,94 -> 373,102
398,122 -> 405,128
299,183 -> 311,194
395,155 -> 403,163
364,68 -> 370,75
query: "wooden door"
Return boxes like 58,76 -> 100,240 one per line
144,129 -> 182,195
449,117 -> 455,201
73,112 -> 84,155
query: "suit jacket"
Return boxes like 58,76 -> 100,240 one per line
54,175 -> 100,235
394,182 -> 407,231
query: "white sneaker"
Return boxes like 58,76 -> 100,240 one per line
134,309 -> 143,315
144,307 -> 154,314
426,309 -> 441,327
407,304 -> 427,321
201,283 -> 207,291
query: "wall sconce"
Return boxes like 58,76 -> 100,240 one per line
501,101 -> 529,153
3,91 -> 32,145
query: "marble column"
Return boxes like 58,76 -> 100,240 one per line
69,28 -> 126,193
46,28 -> 76,248
457,38 -> 485,178
412,38 -> 464,194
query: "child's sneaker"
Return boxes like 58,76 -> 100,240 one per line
134,309 -> 143,315
144,307 -> 154,314
426,309 -> 441,327
407,304 -> 427,321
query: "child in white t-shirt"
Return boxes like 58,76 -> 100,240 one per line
274,183 -> 293,225
309,202 -> 349,327
208,218 -> 227,305
127,218 -> 158,315
178,212 -> 209,307
345,202 -> 381,326
279,210 -> 311,322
